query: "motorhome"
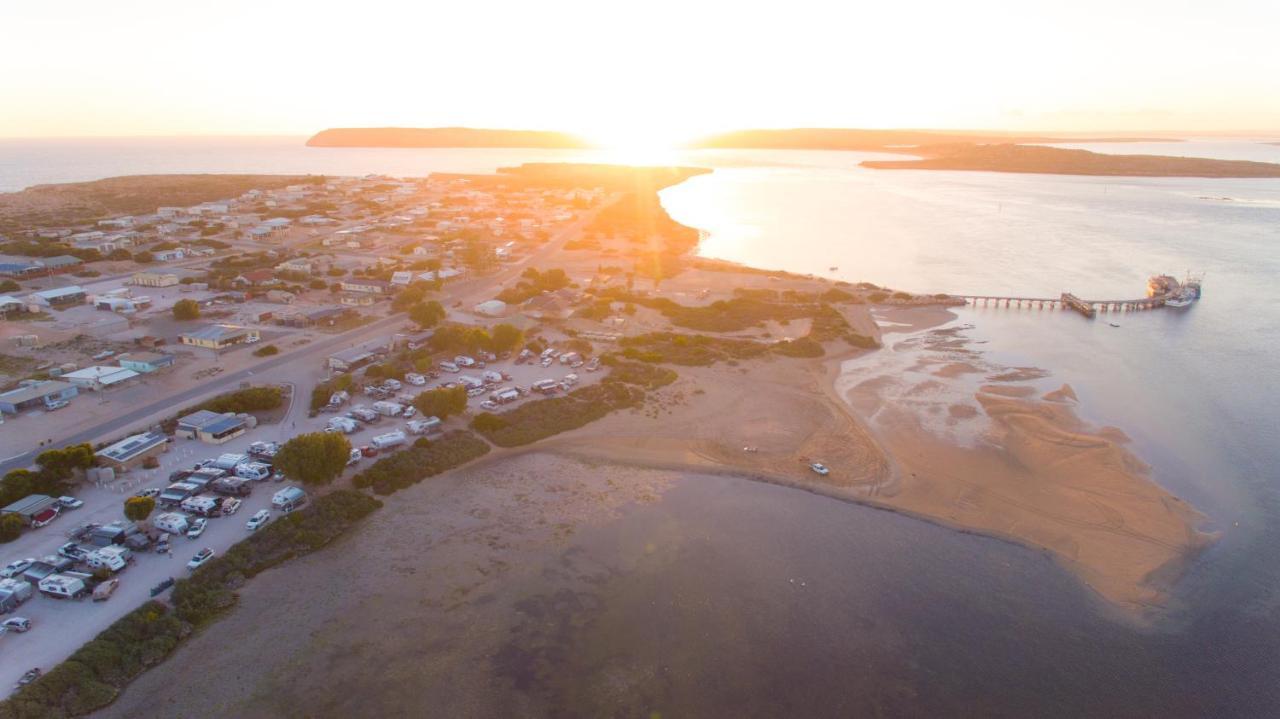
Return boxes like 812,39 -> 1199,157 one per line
371,430 -> 407,450
271,486 -> 308,513
152,512 -> 189,535
372,400 -> 404,417
159,481 -> 200,507
0,578 -> 33,612
85,546 -> 130,573
405,373 -> 427,386
234,462 -> 272,481
406,417 -> 442,435
327,416 -> 358,434
180,495 -> 221,517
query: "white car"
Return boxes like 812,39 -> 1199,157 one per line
809,462 -> 830,476
57,496 -> 84,510
221,497 -> 243,515
0,559 -> 35,579
186,517 -> 208,539
187,548 -> 215,570
1,617 -> 30,633
246,509 -> 271,531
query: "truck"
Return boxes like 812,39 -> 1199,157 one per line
85,546 -> 131,573
38,574 -> 87,599
406,417 -> 442,435
211,476 -> 253,496
327,416 -> 358,434
371,400 -> 404,417
152,512 -> 190,535
371,430 -> 407,450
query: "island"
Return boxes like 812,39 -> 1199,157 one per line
306,127 -> 591,148
861,143 -> 1280,177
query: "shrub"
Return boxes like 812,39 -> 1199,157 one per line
352,431 -> 491,495
171,299 -> 200,321
0,514 -> 23,543
252,344 -> 279,357
273,432 -> 351,485
195,386 -> 283,415
412,385 -> 468,420
772,336 -> 825,357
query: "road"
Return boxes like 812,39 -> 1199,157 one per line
0,313 -> 409,475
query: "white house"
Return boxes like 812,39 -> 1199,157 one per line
61,365 -> 140,391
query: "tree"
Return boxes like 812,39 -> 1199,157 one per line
408,300 -> 446,329
35,443 -> 94,481
412,386 -> 468,420
107,248 -> 132,261
172,298 -> 201,321
134,251 -> 155,264
123,496 -> 156,523
274,432 -> 352,485
0,514 -> 23,543
0,279 -> 19,293
490,323 -> 524,353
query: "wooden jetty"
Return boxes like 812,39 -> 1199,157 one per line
953,292 -> 1165,319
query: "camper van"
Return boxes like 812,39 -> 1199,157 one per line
152,512 -> 190,535
271,486 -> 308,514
405,373 -> 427,386
234,462 -> 272,481
327,416 -> 358,434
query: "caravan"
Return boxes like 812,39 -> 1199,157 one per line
152,512 -> 189,535
271,486 -> 309,513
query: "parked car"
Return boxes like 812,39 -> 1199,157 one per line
480,400 -> 498,411
46,399 -> 69,411
809,462 -> 830,476
186,517 -> 208,539
360,446 -> 378,458
347,448 -> 362,466
15,668 -> 41,689
2,617 -> 31,633
57,496 -> 83,510
246,510 -> 271,531
135,488 -> 161,499
187,548 -> 215,571
150,577 -> 175,596
92,578 -> 119,602
1,559 -> 35,579
221,497 -> 243,515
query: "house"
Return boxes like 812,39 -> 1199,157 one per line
276,258 -> 313,274
96,431 -> 168,471
131,272 -> 179,288
37,255 -> 83,273
0,263 -> 41,278
327,347 -> 379,372
265,290 -> 296,304
180,324 -> 260,350
93,295 -> 149,313
175,409 -> 227,438
233,269 -> 278,287
474,299 -> 507,317
390,271 -> 415,286
62,366 -> 141,392
117,351 -> 175,373
0,296 -> 23,316
196,415 -> 247,444
1,495 -> 60,523
0,381 -> 78,414
339,279 -> 391,294
28,286 -> 86,308
153,248 -> 185,262
339,293 -> 376,307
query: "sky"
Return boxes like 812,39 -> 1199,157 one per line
3,0 -> 1279,144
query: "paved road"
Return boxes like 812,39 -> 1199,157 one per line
0,313 -> 408,475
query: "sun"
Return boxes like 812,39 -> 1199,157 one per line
582,123 -> 690,166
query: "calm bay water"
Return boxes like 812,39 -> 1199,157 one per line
4,137 -> 1280,714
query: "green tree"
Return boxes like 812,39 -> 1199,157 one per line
0,279 -> 19,293
490,323 -> 524,353
123,496 -> 156,523
391,281 -> 432,311
36,443 -> 94,480
412,385 -> 468,420
172,298 -> 201,321
274,432 -> 352,485
408,300 -> 446,329
0,513 -> 23,543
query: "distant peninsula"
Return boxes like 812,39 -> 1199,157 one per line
306,126 -> 1175,152
860,144 -> 1280,178
306,127 -> 591,148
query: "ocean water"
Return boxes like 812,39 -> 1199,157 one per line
4,137 -> 1280,714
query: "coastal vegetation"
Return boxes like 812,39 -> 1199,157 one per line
351,431 -> 491,495
411,385 -> 469,420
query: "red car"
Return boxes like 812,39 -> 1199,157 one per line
360,446 -> 379,458
31,507 -> 60,528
